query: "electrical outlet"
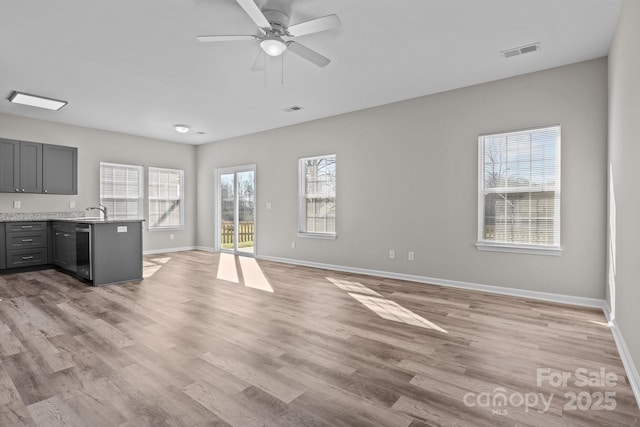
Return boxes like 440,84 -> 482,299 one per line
266,202 -> 272,209
291,241 -> 296,249
69,201 -> 76,209
389,250 -> 395,259
170,234 -> 175,240
408,251 -> 415,261
13,201 -> 21,209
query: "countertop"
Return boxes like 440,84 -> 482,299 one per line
0,212 -> 144,224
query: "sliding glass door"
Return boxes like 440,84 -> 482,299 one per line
217,166 -> 256,256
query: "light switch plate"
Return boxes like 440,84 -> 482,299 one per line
69,201 -> 76,208
266,202 -> 272,209
13,201 -> 21,209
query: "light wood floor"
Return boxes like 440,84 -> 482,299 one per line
0,250 -> 638,426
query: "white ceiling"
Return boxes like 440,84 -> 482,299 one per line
0,0 -> 621,145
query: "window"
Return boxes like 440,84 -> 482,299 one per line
148,167 -> 184,229
299,154 -> 336,238
100,162 -> 144,220
477,125 -> 561,254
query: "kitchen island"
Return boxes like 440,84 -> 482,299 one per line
0,214 -> 143,286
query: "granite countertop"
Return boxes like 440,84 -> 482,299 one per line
0,212 -> 144,224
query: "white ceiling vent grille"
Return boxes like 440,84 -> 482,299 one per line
283,105 -> 303,112
501,42 -> 540,59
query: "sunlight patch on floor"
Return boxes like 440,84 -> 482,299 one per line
326,277 -> 382,296
216,253 -> 239,283
349,293 -> 448,333
326,276 -> 447,333
143,256 -> 172,278
239,257 -> 273,293
215,254 -> 273,292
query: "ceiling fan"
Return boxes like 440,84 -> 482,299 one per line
197,0 -> 341,70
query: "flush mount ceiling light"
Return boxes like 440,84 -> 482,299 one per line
8,91 -> 67,111
260,35 -> 287,56
173,124 -> 190,134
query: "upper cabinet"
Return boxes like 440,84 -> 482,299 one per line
0,138 -> 77,195
0,139 -> 20,192
19,141 -> 43,193
43,144 -> 77,194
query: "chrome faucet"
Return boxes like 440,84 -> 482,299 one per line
86,204 -> 108,220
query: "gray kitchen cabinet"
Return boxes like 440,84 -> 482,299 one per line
43,144 -> 77,194
5,222 -> 48,268
0,225 -> 5,270
52,222 -> 77,272
0,138 -> 77,194
0,139 -> 20,193
0,139 -> 42,193
19,141 -> 43,193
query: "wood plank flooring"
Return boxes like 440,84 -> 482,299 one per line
0,250 -> 638,426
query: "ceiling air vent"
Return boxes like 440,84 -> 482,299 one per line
283,105 -> 303,112
501,42 -> 540,59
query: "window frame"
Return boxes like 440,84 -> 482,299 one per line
476,125 -> 562,256
99,162 -> 144,221
147,166 -> 185,231
298,154 -> 337,239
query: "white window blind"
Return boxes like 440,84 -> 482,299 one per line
478,126 -> 561,253
100,162 -> 144,220
299,154 -> 336,237
148,167 -> 184,229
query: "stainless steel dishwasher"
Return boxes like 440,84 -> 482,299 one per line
75,224 -> 92,280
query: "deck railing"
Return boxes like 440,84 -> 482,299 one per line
221,221 -> 254,245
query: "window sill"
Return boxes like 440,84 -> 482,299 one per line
476,242 -> 562,256
148,226 -> 185,232
297,232 -> 337,240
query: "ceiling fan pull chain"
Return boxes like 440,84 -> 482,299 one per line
281,53 -> 285,85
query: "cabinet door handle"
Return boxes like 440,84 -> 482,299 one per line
22,256 -> 34,260
44,190 -> 48,193
63,234 -> 70,237
21,225 -> 33,229
21,239 -> 33,242
21,189 -> 25,192
14,188 -> 19,192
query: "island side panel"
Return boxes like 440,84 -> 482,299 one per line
91,222 -> 143,286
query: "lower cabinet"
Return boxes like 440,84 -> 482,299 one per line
0,226 -> 5,270
52,222 -> 77,273
5,222 -> 48,268
7,248 -> 48,268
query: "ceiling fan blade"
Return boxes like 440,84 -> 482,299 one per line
287,42 -> 331,68
287,14 -> 341,37
250,50 -> 266,71
235,0 -> 272,29
197,35 -> 258,42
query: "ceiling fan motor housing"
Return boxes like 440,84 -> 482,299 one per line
262,9 -> 290,33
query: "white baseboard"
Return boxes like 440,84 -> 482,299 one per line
603,303 -> 640,409
143,246 -> 196,255
256,255 -> 605,309
194,246 -> 215,252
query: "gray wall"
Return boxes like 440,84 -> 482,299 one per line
608,0 -> 640,392
0,113 -> 197,252
197,58 -> 608,299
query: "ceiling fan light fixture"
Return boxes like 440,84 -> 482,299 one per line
260,37 -> 287,56
173,124 -> 190,134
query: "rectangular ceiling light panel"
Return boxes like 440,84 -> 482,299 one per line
8,91 -> 67,111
